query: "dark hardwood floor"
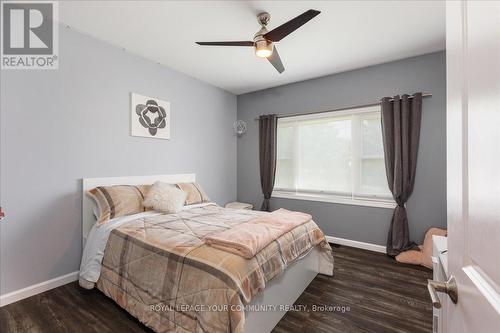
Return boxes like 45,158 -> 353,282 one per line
273,245 -> 433,333
0,245 -> 432,333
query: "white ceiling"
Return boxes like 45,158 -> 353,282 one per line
59,1 -> 445,95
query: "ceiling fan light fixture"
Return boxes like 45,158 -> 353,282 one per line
255,40 -> 273,58
255,48 -> 273,58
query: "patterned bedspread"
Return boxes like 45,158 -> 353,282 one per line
96,204 -> 334,333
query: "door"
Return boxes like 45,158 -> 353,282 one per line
446,1 -> 500,332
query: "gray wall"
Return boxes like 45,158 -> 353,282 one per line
237,52 -> 447,246
0,27 -> 237,295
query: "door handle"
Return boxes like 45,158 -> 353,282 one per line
427,275 -> 458,308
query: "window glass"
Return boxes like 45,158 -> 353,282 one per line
275,106 -> 391,201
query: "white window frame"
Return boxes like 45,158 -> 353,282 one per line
272,105 -> 396,209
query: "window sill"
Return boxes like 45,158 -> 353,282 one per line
271,191 -> 396,209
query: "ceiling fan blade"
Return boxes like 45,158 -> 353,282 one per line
267,46 -> 285,73
263,9 -> 321,42
196,41 -> 254,46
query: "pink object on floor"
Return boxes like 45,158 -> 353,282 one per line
205,208 -> 312,258
396,227 -> 447,269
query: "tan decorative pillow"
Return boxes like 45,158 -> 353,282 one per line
87,185 -> 151,225
175,182 -> 210,205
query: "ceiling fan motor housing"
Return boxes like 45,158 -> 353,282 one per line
254,14 -> 272,57
254,27 -> 268,41
254,29 -> 273,57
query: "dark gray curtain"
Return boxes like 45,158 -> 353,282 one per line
259,114 -> 278,211
381,93 -> 422,257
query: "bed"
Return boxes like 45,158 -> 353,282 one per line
80,174 -> 333,333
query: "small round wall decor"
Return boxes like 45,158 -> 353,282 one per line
233,120 -> 247,136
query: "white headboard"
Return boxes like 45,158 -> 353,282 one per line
82,173 -> 195,246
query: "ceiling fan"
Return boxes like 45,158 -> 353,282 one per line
196,9 -> 321,74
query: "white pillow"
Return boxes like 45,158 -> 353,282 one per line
143,181 -> 187,214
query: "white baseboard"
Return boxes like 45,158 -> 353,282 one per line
0,271 -> 79,307
326,235 -> 386,254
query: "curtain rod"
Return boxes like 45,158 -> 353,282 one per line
253,93 -> 432,121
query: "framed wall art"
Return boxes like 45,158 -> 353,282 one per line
131,93 -> 170,139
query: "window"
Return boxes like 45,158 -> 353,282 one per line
274,105 -> 394,208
